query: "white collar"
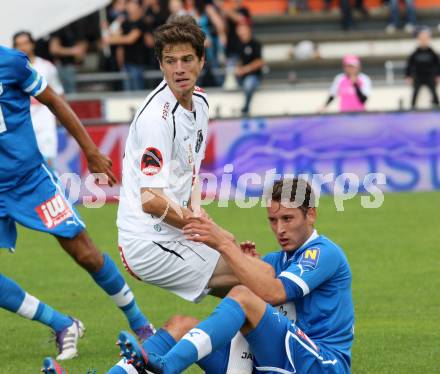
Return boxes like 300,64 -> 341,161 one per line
302,229 -> 318,248
283,229 -> 319,263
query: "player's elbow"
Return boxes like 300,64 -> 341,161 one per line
261,282 -> 287,306
264,291 -> 286,306
140,188 -> 160,215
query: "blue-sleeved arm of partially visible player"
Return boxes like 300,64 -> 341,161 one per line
13,52 -> 47,97
278,247 -> 340,301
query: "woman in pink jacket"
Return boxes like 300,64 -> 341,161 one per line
320,55 -> 372,113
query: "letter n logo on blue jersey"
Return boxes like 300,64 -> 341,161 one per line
300,248 -> 320,269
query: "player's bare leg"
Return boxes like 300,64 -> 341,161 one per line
117,285 -> 265,373
56,231 -> 155,341
208,256 -> 240,297
56,230 -> 103,272
226,285 -> 267,334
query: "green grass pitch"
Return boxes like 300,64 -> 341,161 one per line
0,192 -> 439,373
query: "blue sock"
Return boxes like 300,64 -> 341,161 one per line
0,274 -> 25,312
0,274 -> 71,332
142,327 -> 229,374
143,328 -> 176,354
197,343 -> 231,374
162,298 -> 246,374
33,302 -> 72,332
90,254 -> 149,331
107,329 -> 177,374
143,328 -> 230,374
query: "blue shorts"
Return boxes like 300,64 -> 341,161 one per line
247,304 -> 349,374
0,163 -> 85,250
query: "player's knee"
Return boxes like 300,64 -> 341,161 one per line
227,285 -> 255,308
69,232 -> 103,271
163,315 -> 199,340
74,249 -> 102,272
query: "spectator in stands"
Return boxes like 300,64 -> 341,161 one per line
235,21 -> 264,115
143,0 -> 169,73
101,0 -> 127,76
103,0 -> 150,91
13,31 -> 64,168
385,0 -> 416,34
221,0 -> 251,89
405,27 -> 440,109
223,0 -> 251,64
186,0 -> 226,87
143,0 -> 169,30
168,0 -> 188,17
320,55 -> 372,113
287,0 -> 309,14
340,0 -> 368,31
49,20 -> 88,93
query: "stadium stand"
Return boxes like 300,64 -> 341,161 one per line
16,0 -> 439,116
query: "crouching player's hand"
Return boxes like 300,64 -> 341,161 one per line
240,240 -> 260,258
183,216 -> 236,250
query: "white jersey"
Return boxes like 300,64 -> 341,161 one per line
30,56 -> 64,159
117,80 -> 209,242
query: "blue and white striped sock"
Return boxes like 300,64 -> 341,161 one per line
161,297 -> 246,374
90,254 -> 149,331
0,274 -> 71,332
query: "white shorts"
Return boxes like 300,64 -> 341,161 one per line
118,234 -> 221,303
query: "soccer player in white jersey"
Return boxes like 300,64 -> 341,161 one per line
13,31 -> 64,167
117,16 -> 239,302
110,15 -> 254,374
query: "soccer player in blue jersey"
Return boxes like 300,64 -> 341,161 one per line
0,45 -> 154,360
111,177 -> 354,374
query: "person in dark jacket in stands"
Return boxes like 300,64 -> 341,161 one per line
49,20 -> 88,93
235,20 -> 264,116
405,27 -> 440,109
103,0 -> 151,91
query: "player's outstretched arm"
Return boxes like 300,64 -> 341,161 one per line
183,217 -> 286,305
141,187 -> 195,229
36,86 -> 117,186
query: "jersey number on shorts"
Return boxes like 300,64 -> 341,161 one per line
0,104 -> 6,133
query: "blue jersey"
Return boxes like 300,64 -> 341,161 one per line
0,46 -> 47,192
263,232 -> 354,368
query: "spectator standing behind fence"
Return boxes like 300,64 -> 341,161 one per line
49,20 -> 88,93
101,0 -> 127,85
340,0 -> 369,31
405,27 -> 440,109
222,0 -> 251,65
235,21 -> 264,116
320,55 -> 372,113
13,31 -> 64,169
143,0 -> 169,30
168,0 -> 187,17
185,0 -> 226,87
103,0 -> 150,91
385,0 -> 416,34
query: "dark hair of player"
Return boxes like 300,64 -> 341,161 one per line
153,15 -> 206,62
271,178 -> 316,216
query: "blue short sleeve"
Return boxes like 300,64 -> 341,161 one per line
278,246 -> 340,299
262,252 -> 278,267
14,52 -> 47,97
